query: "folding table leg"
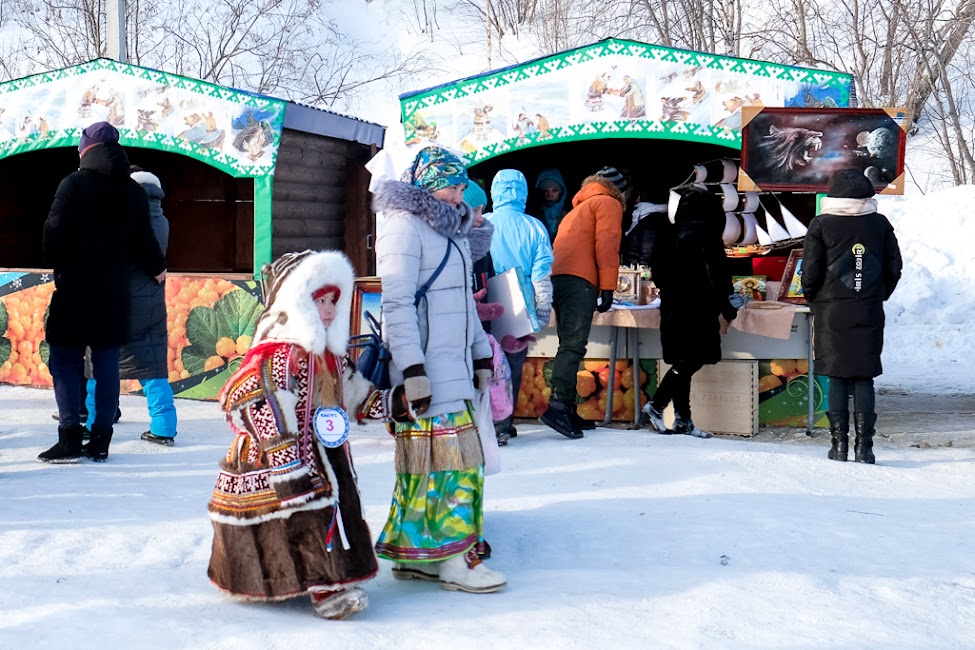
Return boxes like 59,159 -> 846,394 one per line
600,326 -> 620,426
627,328 -> 641,429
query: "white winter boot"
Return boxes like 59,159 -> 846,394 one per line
438,549 -> 506,593
310,586 -> 369,620
640,403 -> 668,433
392,560 -> 441,582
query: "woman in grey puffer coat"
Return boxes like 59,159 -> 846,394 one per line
371,145 -> 506,594
110,168 -> 178,443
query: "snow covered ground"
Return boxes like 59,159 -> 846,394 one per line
3,387 -> 975,649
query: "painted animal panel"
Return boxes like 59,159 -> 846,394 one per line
743,109 -> 904,191
756,125 -> 823,173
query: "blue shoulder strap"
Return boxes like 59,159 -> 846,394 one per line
414,238 -> 459,307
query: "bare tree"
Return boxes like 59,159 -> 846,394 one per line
8,0 -> 106,70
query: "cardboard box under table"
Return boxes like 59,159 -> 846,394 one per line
526,301 -> 817,435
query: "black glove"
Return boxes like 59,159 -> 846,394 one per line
596,289 -> 614,313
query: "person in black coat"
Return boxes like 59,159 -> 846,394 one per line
620,186 -> 671,267
85,167 -> 178,446
641,185 -> 739,437
802,169 -> 902,464
39,121 -> 167,463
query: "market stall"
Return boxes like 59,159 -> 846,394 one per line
0,58 -> 383,399
394,38 -> 854,433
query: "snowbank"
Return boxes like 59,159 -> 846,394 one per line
876,186 -> 975,394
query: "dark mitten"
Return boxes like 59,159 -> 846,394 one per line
596,289 -> 614,313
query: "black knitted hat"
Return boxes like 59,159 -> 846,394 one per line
827,170 -> 875,199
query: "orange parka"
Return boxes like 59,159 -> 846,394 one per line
550,176 -> 624,290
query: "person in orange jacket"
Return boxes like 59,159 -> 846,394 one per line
539,166 -> 626,439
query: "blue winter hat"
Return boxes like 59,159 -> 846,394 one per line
402,146 -> 469,192
463,181 -> 488,208
79,121 -> 120,152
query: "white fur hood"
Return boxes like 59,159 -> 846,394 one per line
253,250 -> 355,356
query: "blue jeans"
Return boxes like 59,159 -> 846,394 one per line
50,345 -> 120,431
87,377 -> 177,437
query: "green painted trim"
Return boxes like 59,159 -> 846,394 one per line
0,58 -> 286,178
402,38 -> 852,114
468,118 -> 742,163
0,129 -> 278,178
253,175 -> 274,276
815,193 -> 826,215
400,38 -> 853,166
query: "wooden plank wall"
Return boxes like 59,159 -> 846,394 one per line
272,129 -> 375,275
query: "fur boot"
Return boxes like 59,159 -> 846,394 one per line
310,586 -> 368,620
827,411 -> 849,461
84,427 -> 114,462
854,412 -> 877,464
438,549 -> 506,593
38,425 -> 85,463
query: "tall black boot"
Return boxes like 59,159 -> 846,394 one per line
853,412 -> 876,464
84,427 -> 114,462
826,411 -> 849,461
38,425 -> 85,463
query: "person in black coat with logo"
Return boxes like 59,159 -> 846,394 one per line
641,185 -> 739,437
802,169 -> 902,464
39,121 -> 167,463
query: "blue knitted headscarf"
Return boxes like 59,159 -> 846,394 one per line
402,146 -> 469,192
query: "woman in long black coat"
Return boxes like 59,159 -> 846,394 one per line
802,169 -> 902,464
642,185 -> 739,437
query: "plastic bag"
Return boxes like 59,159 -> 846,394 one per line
475,387 -> 501,476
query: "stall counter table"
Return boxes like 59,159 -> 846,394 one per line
531,303 -> 815,433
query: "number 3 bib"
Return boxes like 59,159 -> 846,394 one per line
313,406 -> 350,448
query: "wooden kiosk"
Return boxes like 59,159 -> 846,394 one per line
0,59 -> 383,399
395,38 -> 853,433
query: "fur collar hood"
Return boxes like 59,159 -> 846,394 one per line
574,175 -> 627,207
253,250 -> 354,356
819,197 -> 878,217
372,180 -> 473,238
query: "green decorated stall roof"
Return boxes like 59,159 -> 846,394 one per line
0,58 -> 287,178
399,38 -> 852,164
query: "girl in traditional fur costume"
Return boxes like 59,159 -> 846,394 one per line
206,250 -> 378,620
368,146 -> 506,593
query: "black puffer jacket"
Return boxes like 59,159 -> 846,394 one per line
119,173 -> 170,379
43,144 -> 166,349
651,187 -> 737,365
802,197 -> 902,378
